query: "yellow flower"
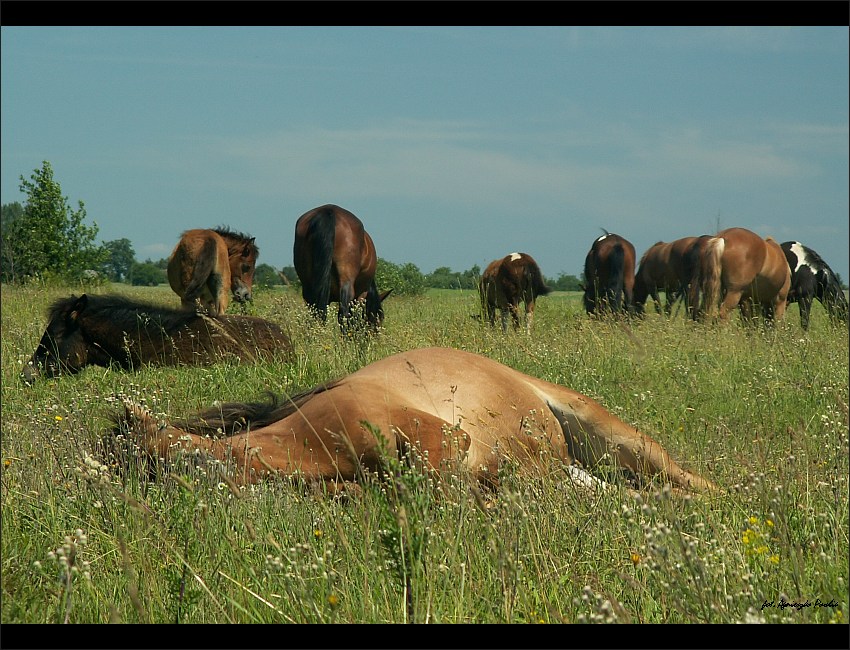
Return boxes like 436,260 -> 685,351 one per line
748,516 -> 759,525
630,552 -> 641,566
768,554 -> 780,564
327,593 -> 339,608
766,519 -> 774,528
54,416 -> 63,422
3,459 -> 10,468
313,529 -> 324,539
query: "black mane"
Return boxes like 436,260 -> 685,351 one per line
212,225 -> 259,255
49,294 -> 202,333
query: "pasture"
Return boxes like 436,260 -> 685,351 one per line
1,281 -> 847,626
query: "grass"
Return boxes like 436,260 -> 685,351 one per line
1,281 -> 847,628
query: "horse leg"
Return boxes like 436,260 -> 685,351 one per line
798,295 -> 813,331
509,301 -> 522,331
338,280 -> 355,329
718,289 -> 743,322
525,301 -> 534,335
500,309 -> 509,332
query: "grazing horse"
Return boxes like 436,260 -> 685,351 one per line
581,231 -> 636,316
633,241 -> 679,315
692,227 -> 790,323
112,347 -> 717,495
781,241 -> 848,330
22,294 -> 293,383
293,204 -> 390,331
635,238 -> 709,316
479,252 -> 552,333
167,227 -> 259,316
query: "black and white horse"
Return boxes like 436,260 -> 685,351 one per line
781,241 -> 848,330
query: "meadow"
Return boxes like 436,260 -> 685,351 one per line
1,281 -> 847,628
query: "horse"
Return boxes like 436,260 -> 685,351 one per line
479,252 -> 552,333
635,236 -> 710,316
692,227 -> 790,324
633,241 -> 680,315
293,204 -> 391,331
111,347 -> 717,496
581,231 -> 636,316
167,227 -> 259,316
21,294 -> 293,384
781,241 -> 848,330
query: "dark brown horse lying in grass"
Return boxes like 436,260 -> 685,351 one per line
113,347 -> 717,495
22,294 -> 293,383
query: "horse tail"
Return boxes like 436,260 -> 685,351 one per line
699,237 -> 725,319
525,261 -> 552,299
182,236 -> 220,303
606,243 -> 626,310
308,208 -> 337,317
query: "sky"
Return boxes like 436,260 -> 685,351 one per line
2,26 -> 848,282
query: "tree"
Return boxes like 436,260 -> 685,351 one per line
1,201 -> 24,280
253,263 -> 284,287
376,258 -> 426,296
1,161 -> 107,283
101,238 -> 136,282
128,260 -> 166,286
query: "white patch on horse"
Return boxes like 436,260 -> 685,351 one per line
509,252 -> 522,261
596,234 -> 608,242
788,242 -> 811,273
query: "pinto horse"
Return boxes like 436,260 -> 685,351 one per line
112,347 -> 717,495
479,252 -> 552,333
692,227 -> 790,323
21,294 -> 293,383
167,227 -> 258,316
581,231 -> 636,316
294,204 -> 390,331
781,241 -> 848,330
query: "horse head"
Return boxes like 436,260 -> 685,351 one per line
22,294 -> 91,384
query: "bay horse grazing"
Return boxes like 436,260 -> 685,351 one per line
635,238 -> 711,316
112,347 -> 717,495
293,204 -> 390,331
693,227 -> 790,324
633,241 -> 679,315
581,231 -> 636,316
167,227 -> 259,316
479,252 -> 552,333
781,241 -> 848,330
21,294 -> 293,384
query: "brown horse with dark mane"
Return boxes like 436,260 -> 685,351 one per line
22,294 -> 292,383
112,347 -> 717,495
634,236 -> 706,316
581,231 -> 636,316
167,227 -> 259,315
691,227 -> 790,323
479,252 -> 552,333
293,204 -> 390,331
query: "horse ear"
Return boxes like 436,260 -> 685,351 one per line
70,294 -> 88,320
379,289 -> 393,302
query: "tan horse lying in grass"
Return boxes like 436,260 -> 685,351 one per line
114,347 -> 716,495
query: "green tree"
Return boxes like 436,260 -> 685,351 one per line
1,201 -> 24,280
1,161 -> 107,283
548,272 -> 582,291
128,260 -> 167,286
376,258 -> 425,296
101,238 -> 136,282
253,263 -> 283,287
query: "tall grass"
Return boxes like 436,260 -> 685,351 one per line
1,282 -> 847,625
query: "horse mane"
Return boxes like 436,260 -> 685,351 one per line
174,380 -> 344,437
51,294 -> 201,333
212,225 -> 259,255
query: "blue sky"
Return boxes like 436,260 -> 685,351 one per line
2,26 -> 848,281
